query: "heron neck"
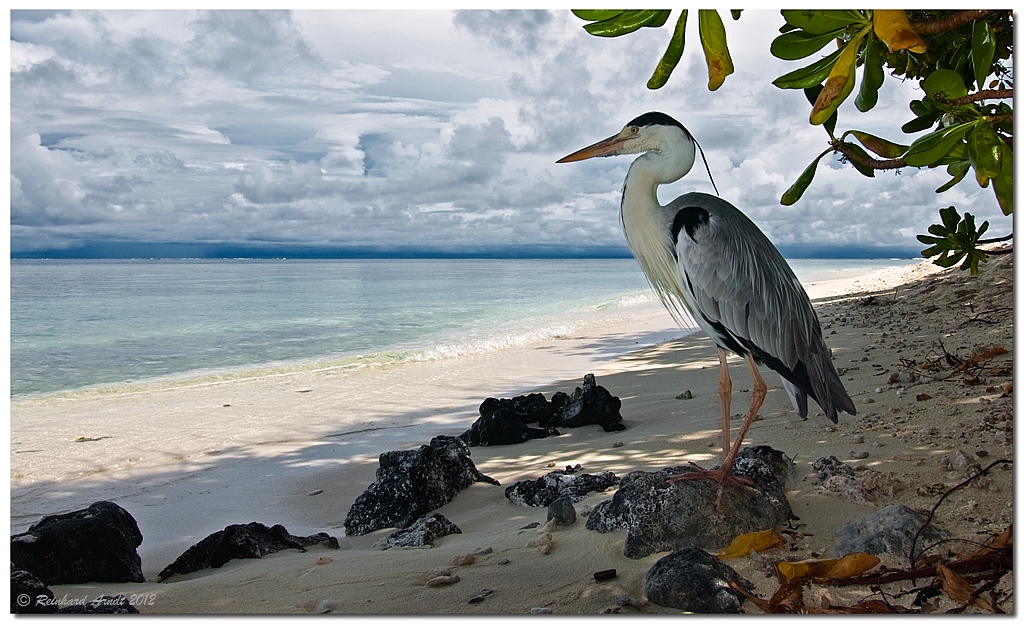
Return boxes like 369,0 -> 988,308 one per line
620,159 -> 688,323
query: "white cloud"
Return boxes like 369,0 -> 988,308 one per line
8,9 -> 1009,257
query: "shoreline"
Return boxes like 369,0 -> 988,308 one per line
12,256 -> 1013,613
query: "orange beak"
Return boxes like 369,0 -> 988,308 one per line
556,134 -> 630,163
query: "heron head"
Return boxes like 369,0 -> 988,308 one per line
558,112 -> 715,193
556,112 -> 695,163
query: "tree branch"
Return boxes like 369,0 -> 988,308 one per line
937,89 -> 1013,106
911,10 -> 993,36
832,141 -> 906,171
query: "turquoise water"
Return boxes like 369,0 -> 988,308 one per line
9,257 -> 915,397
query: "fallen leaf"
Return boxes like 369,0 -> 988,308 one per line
718,529 -> 786,559
826,553 -> 881,579
777,558 -> 837,581
936,563 -> 974,603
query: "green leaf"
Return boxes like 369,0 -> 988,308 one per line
843,143 -> 876,177
902,121 -> 977,167
967,119 -> 1002,186
772,46 -> 843,89
781,10 -> 866,35
583,10 -> 671,37
917,206 -> 991,274
855,35 -> 884,112
850,130 -> 908,159
971,19 -> 996,90
902,112 -> 940,134
648,11 -> 687,89
991,136 -> 1013,215
730,10 -> 742,20
770,28 -> 843,60
571,10 -> 624,21
935,161 -> 970,193
781,149 -> 829,205
698,10 -> 734,91
922,69 -> 968,101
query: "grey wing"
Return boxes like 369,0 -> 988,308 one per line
669,193 -> 854,421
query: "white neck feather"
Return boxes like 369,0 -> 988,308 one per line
619,128 -> 697,325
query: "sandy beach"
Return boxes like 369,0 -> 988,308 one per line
10,253 -> 1013,614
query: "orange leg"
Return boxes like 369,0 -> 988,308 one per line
668,352 -> 767,498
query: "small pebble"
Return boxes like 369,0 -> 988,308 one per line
434,566 -> 455,576
861,398 -> 875,404
546,461 -> 557,467
315,599 -> 337,614
426,575 -> 461,587
530,607 -> 553,614
614,595 -> 648,608
593,569 -> 617,581
675,390 -> 693,400
611,441 -> 624,448
451,553 -> 476,566
497,558 -> 510,565
599,607 -> 622,614
851,451 -> 869,460
473,546 -> 494,556
468,589 -> 494,604
307,489 -> 324,496
853,434 -> 864,444
536,543 -> 552,555
976,450 -> 989,458
315,556 -> 332,565
875,387 -> 883,393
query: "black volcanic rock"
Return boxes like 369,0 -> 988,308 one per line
344,435 -> 500,536
384,513 -> 462,549
11,565 -> 57,614
585,447 -> 792,559
645,547 -> 755,613
158,523 -> 339,581
459,407 -> 561,447
11,501 -> 144,585
546,374 -> 625,432
505,469 -> 620,507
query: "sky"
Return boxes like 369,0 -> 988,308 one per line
8,9 -> 1011,258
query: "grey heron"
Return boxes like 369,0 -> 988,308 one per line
557,111 -> 856,491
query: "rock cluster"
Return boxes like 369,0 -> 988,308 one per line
157,523 -> 340,581
460,374 -> 625,447
586,447 -> 792,559
344,435 -> 499,536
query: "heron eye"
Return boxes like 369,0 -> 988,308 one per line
629,126 -> 639,135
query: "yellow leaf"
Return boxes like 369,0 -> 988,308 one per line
873,10 -> 927,53
718,528 -> 786,559
826,552 -> 880,579
809,26 -> 868,125
777,558 -> 838,581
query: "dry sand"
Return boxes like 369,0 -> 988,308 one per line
13,253 -> 1013,614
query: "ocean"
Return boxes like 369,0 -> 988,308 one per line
10,257 -> 917,398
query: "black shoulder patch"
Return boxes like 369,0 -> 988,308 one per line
671,206 -> 710,243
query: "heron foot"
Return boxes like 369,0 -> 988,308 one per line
665,465 -> 753,490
